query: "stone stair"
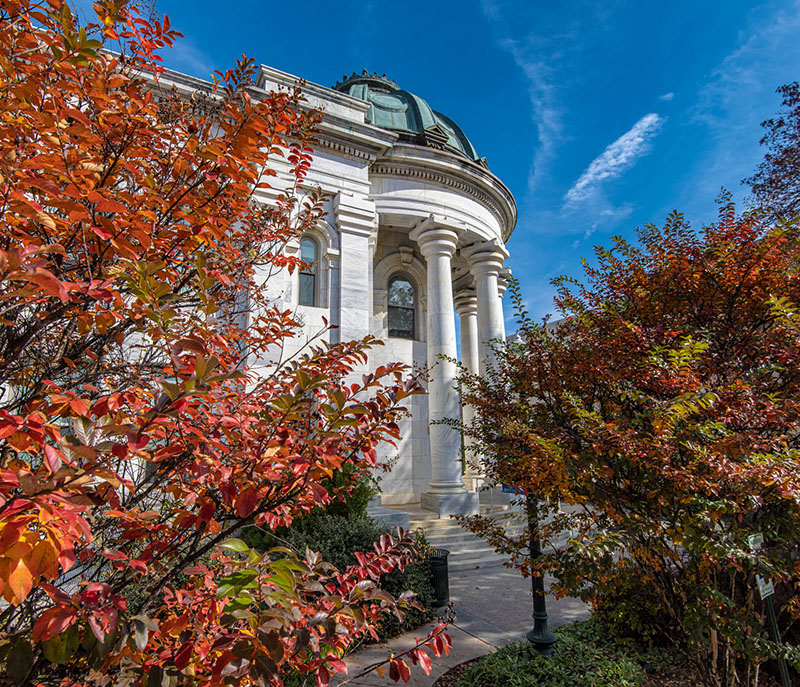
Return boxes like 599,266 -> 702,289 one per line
385,503 -> 526,573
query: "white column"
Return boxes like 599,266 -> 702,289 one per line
455,290 -> 479,376
497,267 -> 512,342
455,289 -> 480,492
410,217 -> 478,517
466,243 -> 508,376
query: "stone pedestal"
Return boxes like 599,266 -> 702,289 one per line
421,491 -> 479,518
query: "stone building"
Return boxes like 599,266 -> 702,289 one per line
165,66 -> 517,517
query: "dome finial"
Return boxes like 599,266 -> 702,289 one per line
333,71 -> 399,92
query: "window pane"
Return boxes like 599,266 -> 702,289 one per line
299,272 -> 315,306
388,278 -> 414,308
388,306 -> 414,339
300,238 -> 317,264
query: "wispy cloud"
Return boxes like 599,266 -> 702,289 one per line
659,92 -> 675,102
479,0 -> 581,195
679,0 -> 800,218
164,38 -> 215,78
499,39 -> 564,193
564,113 -> 664,206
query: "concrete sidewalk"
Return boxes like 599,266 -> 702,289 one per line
335,565 -> 589,686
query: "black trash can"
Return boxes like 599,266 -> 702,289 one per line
428,548 -> 450,607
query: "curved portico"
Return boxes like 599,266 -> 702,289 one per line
328,71 -> 517,517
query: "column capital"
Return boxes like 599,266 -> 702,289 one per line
462,240 -> 509,275
409,215 -> 463,258
497,267 -> 513,297
454,289 -> 478,317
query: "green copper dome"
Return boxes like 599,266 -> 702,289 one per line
333,71 -> 489,169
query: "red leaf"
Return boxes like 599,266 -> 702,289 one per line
101,549 -> 127,561
415,649 -> 432,675
87,615 -> 105,643
58,545 -> 76,573
127,432 -> 148,450
43,444 -> 61,474
174,641 -> 193,670
316,664 -> 330,687
235,486 -> 258,518
398,659 -> 410,683
327,658 -> 347,675
32,607 -> 78,642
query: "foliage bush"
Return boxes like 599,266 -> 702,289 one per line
455,619 -> 653,687
457,200 -> 800,687
590,569 -> 674,647
243,512 -> 436,641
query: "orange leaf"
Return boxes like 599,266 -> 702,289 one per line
6,559 -> 33,605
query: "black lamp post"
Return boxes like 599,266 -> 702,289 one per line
525,493 -> 557,654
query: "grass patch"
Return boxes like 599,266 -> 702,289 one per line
455,618 -> 670,687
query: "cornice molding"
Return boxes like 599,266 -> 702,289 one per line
314,136 -> 376,163
371,156 -> 515,239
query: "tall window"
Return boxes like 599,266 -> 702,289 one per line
388,276 -> 415,339
298,237 -> 317,306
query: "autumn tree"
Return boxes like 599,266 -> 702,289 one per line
745,81 -> 800,223
458,199 -> 800,687
0,1 -> 449,684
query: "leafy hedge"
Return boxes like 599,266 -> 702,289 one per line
455,618 -> 668,687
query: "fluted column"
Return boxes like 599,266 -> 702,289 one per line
410,217 -> 478,517
465,243 -> 508,376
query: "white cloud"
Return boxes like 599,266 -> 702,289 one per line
500,39 -> 564,193
564,113 -> 664,205
659,92 -> 675,101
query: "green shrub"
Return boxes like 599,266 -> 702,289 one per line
589,569 -> 673,647
456,618 -> 652,687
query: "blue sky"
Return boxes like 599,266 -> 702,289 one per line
77,0 -> 800,322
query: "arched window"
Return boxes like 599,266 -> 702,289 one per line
388,276 -> 415,339
298,237 -> 317,306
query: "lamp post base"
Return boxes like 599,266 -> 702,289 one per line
526,619 -> 557,655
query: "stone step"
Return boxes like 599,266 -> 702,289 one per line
419,527 -> 526,548
407,510 -> 523,529
449,557 -> 510,573
381,503 -> 527,572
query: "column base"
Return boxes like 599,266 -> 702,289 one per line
421,491 -> 479,518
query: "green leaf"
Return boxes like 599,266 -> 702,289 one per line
131,618 -> 150,652
7,637 -> 33,683
219,538 -> 250,553
42,623 -> 80,664
269,568 -> 296,594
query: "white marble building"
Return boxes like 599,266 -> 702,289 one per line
165,66 -> 517,517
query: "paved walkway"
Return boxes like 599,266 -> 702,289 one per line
335,565 -> 589,686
